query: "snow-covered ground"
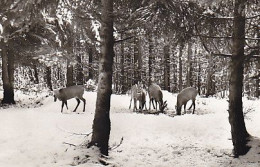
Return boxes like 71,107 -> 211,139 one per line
0,90 -> 260,167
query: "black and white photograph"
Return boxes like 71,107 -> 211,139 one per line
0,0 -> 260,166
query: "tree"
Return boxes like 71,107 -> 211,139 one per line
228,0 -> 250,157
1,39 -> 15,104
89,0 -> 114,156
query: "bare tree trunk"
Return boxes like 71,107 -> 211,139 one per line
66,61 -> 74,87
197,57 -> 201,95
164,44 -> 170,91
186,41 -> 192,87
76,54 -> 84,85
178,43 -> 184,91
228,0 -> 250,157
120,33 -> 126,93
1,42 -> 15,104
137,37 -> 142,82
255,29 -> 260,97
88,47 -> 94,80
133,36 -> 139,82
148,32 -> 154,86
46,66 -> 53,91
206,54 -> 215,97
90,0 -> 113,156
33,64 -> 39,84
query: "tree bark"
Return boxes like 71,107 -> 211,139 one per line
178,43 -> 184,91
133,36 -> 139,82
148,32 -> 154,86
228,0 -> 250,157
46,66 -> 53,91
90,0 -> 113,156
1,42 -> 15,104
164,44 -> 170,91
186,41 -> 192,87
120,33 -> 126,93
66,61 -> 74,87
88,47 -> 94,80
76,54 -> 84,85
33,64 -> 39,84
206,54 -> 215,97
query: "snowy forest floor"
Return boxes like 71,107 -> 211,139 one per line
1,90 -> 260,167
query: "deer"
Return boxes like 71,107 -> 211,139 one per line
176,87 -> 198,115
148,83 -> 167,112
53,85 -> 86,113
129,83 -> 147,112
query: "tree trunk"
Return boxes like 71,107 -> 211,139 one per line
186,41 -> 192,87
197,57 -> 201,95
255,29 -> 260,97
178,43 -> 184,91
148,32 -> 154,86
206,54 -> 215,97
228,0 -> 250,157
66,61 -> 74,87
46,66 -> 53,91
90,0 -> 113,156
33,64 -> 39,84
137,37 -> 142,83
1,43 -> 15,104
76,54 -> 84,85
120,33 -> 126,93
164,44 -> 170,91
88,47 -> 94,80
133,36 -> 139,82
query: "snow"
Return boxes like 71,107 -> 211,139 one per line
1,90 -> 260,167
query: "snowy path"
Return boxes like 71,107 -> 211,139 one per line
0,91 -> 260,166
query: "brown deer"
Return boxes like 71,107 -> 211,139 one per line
53,85 -> 86,113
148,83 -> 167,112
176,87 -> 198,115
129,83 -> 147,112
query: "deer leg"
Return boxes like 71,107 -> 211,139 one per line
61,101 -> 65,113
155,101 -> 158,111
65,101 -> 68,110
149,98 -> 152,110
129,97 -> 132,109
133,98 -> 137,112
192,100 -> 196,114
144,101 -> 147,111
188,101 -> 193,110
73,98 -> 80,112
139,101 -> 143,112
184,103 -> 187,114
79,97 -> 86,112
152,99 -> 156,109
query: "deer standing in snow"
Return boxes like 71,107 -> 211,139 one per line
148,83 -> 167,112
53,85 -> 86,113
176,87 -> 198,115
129,83 -> 147,112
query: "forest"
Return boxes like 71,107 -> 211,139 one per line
0,0 -> 260,166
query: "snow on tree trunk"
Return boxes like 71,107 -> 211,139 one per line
228,0 -> 250,157
90,0 -> 113,156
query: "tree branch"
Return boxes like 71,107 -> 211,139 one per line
114,36 -> 135,44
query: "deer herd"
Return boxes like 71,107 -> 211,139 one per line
129,82 -> 198,115
53,83 -> 198,115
